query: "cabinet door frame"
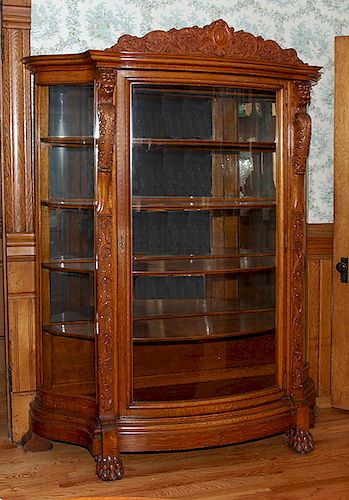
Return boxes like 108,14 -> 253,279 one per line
114,69 -> 289,420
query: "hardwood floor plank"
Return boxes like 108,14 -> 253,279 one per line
1,409 -> 349,499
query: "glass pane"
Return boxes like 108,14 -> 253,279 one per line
49,146 -> 94,199
45,207 -> 94,260
133,149 -> 276,199
131,84 -> 278,403
49,84 -> 94,136
49,270 -> 94,323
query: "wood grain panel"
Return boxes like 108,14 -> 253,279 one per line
8,296 -> 36,393
306,223 -> 333,406
2,28 -> 32,233
10,391 -> 35,442
7,260 -> 35,294
1,1 -> 34,441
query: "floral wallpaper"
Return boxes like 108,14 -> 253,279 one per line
31,0 -> 349,222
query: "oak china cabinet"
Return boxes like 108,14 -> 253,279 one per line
23,21 -> 321,480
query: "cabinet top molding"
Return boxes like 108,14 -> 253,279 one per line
109,20 -> 302,66
24,20 -> 321,83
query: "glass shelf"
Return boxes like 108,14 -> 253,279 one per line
133,255 -> 275,276
133,310 -> 274,342
41,200 -> 94,209
132,197 -> 276,211
133,138 -> 276,152
41,136 -> 94,146
42,260 -> 94,274
134,298 -> 274,320
43,321 -> 95,340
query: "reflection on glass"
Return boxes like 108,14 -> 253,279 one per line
131,84 -> 277,402
50,147 -> 94,199
49,270 -> 94,323
47,208 -> 94,261
49,84 -> 94,137
132,150 -> 276,199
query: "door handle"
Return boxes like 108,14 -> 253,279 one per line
336,257 -> 348,283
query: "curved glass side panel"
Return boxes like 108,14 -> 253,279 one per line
40,83 -> 95,399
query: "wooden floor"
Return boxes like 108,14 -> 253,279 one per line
1,408 -> 349,499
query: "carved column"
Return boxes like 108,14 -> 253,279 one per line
95,68 -> 123,480
1,0 -> 36,441
286,80 -> 315,453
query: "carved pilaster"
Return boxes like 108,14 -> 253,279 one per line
291,213 -> 306,391
96,68 -> 117,418
292,81 -> 312,176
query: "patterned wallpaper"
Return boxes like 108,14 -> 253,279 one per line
31,0 -> 349,223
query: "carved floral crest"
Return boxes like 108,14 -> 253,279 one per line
107,20 -> 305,66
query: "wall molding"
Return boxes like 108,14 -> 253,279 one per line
3,1 -> 31,30
307,223 -> 334,257
306,222 -> 333,402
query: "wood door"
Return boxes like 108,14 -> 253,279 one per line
331,36 -> 349,409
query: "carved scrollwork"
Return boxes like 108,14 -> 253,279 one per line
293,112 -> 311,175
291,213 -> 305,390
97,215 -> 114,413
97,69 -> 116,176
294,80 -> 311,108
108,20 -> 304,66
292,81 -> 312,176
95,454 -> 124,480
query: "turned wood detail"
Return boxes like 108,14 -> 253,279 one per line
108,20 -> 304,66
285,428 -> 314,454
291,213 -> 306,390
95,454 -> 124,481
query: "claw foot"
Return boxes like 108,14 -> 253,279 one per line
285,428 -> 314,454
95,454 -> 124,481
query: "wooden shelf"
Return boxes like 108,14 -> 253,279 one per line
133,310 -> 275,343
132,197 -> 276,211
134,362 -> 275,388
41,136 -> 94,146
134,250 -> 275,261
43,321 -> 95,340
134,298 -> 274,320
133,138 -> 276,152
133,255 -> 275,276
42,260 -> 94,274
41,199 -> 94,209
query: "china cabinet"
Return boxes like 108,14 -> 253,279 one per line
23,20 -> 321,480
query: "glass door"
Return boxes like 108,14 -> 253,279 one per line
39,84 -> 96,398
130,84 -> 277,402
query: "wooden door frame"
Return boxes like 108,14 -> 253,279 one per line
1,0 -> 34,441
